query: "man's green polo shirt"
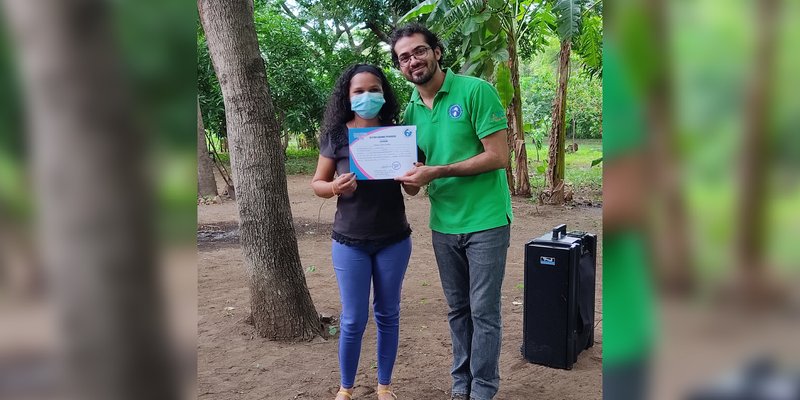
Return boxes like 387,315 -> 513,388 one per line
403,69 -> 513,234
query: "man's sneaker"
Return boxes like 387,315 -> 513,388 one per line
450,395 -> 469,400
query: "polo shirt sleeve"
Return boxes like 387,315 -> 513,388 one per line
470,81 -> 508,139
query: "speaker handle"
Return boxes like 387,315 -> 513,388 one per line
552,224 -> 567,239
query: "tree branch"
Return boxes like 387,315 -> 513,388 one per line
333,24 -> 346,43
340,20 -> 358,50
279,2 -> 316,33
365,20 -> 391,44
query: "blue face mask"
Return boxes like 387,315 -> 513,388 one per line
350,92 -> 386,119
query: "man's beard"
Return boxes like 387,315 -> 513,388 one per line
408,61 -> 438,85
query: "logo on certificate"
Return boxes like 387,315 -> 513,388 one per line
448,104 -> 463,119
348,125 -> 417,180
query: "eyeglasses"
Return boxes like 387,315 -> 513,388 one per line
397,46 -> 432,67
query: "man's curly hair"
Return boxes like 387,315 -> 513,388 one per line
319,64 -> 400,149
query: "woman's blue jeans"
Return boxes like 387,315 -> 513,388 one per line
332,237 -> 411,389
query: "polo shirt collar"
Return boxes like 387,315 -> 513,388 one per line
439,68 -> 455,93
411,68 -> 454,105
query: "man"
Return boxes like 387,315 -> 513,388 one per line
391,23 -> 512,400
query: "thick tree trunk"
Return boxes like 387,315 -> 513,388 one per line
544,40 -> 571,204
3,0 -> 178,398
197,98 -> 218,197
507,33 -> 531,198
199,0 -> 321,340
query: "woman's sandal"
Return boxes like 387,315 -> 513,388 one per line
336,390 -> 354,399
376,388 -> 398,399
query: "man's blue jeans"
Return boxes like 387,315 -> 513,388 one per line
432,224 -> 510,400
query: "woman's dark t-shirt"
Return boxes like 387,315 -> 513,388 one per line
319,125 -> 411,246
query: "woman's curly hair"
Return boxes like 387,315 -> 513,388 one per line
319,64 -> 400,149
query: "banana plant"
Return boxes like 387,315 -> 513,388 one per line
544,0 -> 588,204
401,0 -> 552,197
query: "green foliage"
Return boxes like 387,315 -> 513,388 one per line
115,0 -> 196,150
254,9 -> 326,146
573,13 -> 602,78
552,0 -> 583,41
403,0 -> 438,21
197,27 -> 227,140
439,0 -> 487,39
0,23 -> 24,161
518,2 -> 554,59
528,127 -> 546,160
495,63 -> 513,108
520,39 -> 602,140
260,0 -> 415,141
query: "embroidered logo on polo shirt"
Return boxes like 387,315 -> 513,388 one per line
448,104 -> 463,119
491,111 -> 504,122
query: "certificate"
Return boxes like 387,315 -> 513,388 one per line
349,125 -> 417,180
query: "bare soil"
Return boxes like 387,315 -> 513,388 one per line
198,174 -> 603,400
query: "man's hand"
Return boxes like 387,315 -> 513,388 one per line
395,162 -> 440,188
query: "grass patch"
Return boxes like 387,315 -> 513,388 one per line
214,147 -> 319,176
527,139 -> 602,200
284,148 -> 318,175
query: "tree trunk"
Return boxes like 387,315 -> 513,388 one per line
198,98 -> 218,197
507,31 -> 531,198
735,0 -> 779,305
503,111 -> 516,196
645,0 -> 695,295
571,112 -> 576,149
278,109 -> 290,153
3,0 -> 178,398
545,40 -> 571,204
199,0 -> 321,340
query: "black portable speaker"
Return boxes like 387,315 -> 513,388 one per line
521,224 -> 597,370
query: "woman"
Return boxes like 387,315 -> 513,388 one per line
311,64 -> 419,400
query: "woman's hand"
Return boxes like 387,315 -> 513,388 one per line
331,172 -> 357,196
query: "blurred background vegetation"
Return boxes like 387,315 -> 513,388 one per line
606,0 -> 800,398
0,0 -> 197,243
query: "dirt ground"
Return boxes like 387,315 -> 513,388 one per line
198,174 -> 603,400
